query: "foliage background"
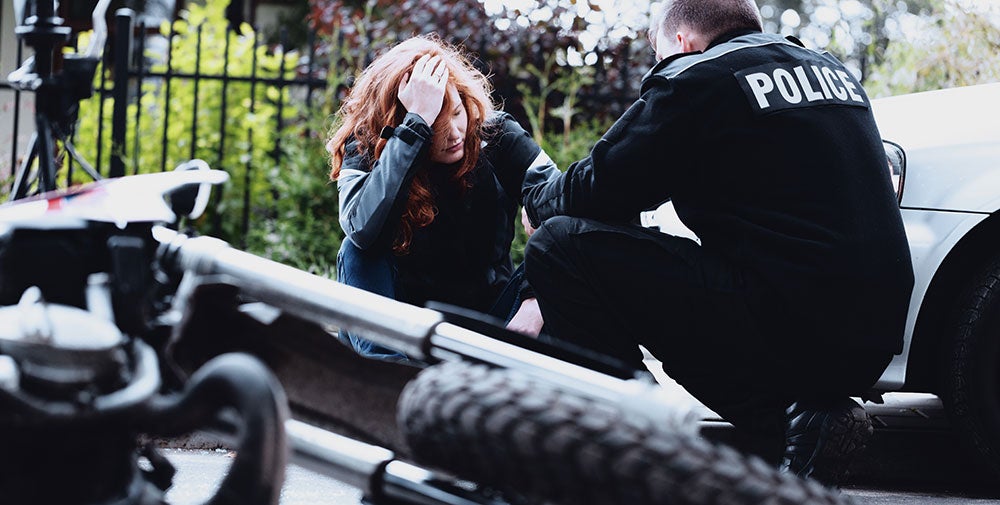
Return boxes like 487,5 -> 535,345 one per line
302,0 -> 1000,269
15,0 -> 1000,274
72,1 -> 303,244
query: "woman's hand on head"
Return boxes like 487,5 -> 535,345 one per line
398,54 -> 449,126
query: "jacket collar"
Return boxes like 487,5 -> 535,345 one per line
706,28 -> 763,49
642,31 -> 795,87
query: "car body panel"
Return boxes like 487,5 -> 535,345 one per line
872,83 -> 1000,154
872,83 -> 1000,390
876,208 -> 988,389
874,83 -> 1000,212
896,143 -> 1000,213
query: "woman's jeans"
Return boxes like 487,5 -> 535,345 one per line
336,238 -> 523,362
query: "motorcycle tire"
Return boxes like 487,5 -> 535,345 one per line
398,361 -> 854,505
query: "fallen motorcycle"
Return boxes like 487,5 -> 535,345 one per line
0,165 -> 857,505
0,0 -> 857,502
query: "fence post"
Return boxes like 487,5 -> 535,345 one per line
111,9 -> 135,179
243,27 -> 260,243
189,24 -> 203,161
10,39 -> 23,180
272,28 -> 288,163
96,38 -> 109,175
132,22 -> 147,175
159,22 -> 176,172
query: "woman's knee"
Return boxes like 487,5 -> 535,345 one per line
337,238 -> 396,297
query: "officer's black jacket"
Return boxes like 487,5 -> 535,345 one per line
338,112 -> 559,312
522,31 -> 914,354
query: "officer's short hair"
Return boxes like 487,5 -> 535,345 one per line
650,0 -> 763,47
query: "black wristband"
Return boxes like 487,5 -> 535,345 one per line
381,114 -> 432,146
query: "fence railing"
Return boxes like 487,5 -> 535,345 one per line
2,9 -> 648,241
1,9 -> 327,240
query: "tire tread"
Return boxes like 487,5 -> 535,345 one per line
398,361 -> 854,505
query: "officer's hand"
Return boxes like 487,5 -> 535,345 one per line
398,54 -> 449,126
506,298 -> 543,338
521,207 -> 537,237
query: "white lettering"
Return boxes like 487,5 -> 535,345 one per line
773,68 -> 802,104
811,66 -> 833,99
745,72 -> 775,108
822,66 -> 848,100
794,66 -> 824,102
836,69 -> 865,103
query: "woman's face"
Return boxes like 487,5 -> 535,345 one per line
428,85 -> 468,165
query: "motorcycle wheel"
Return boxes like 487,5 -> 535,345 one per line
398,361 -> 854,505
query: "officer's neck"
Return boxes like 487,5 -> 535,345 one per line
706,28 -> 763,50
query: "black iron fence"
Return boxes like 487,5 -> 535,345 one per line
2,9 -> 649,243
2,9 -> 327,239
110,15 -> 327,168
115,11 -> 327,238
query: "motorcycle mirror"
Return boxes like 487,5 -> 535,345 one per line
13,0 -> 26,26
169,160 -> 214,220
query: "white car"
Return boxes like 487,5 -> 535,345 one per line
649,82 -> 1000,475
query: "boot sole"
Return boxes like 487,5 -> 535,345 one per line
808,406 -> 873,485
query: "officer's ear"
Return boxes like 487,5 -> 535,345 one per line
676,26 -> 708,53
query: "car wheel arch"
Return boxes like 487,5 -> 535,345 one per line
905,210 -> 1000,394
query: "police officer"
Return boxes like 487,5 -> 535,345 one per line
520,0 -> 914,485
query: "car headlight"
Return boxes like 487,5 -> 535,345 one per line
884,140 -> 905,203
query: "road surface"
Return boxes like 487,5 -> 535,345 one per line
161,448 -> 998,505
159,357 -> 999,505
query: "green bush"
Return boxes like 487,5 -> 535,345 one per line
863,1 -> 1000,97
539,118 -> 606,172
245,118 -> 343,278
71,1 -> 301,245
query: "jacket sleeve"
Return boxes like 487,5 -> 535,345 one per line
481,114 -> 562,303
521,80 -> 689,227
485,113 -> 561,204
337,113 -> 432,250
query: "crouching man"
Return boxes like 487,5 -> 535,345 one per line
520,0 -> 914,485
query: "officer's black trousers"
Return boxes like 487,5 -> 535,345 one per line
524,216 -> 892,435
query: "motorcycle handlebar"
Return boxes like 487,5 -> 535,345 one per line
145,353 -> 288,505
85,0 -> 112,59
153,227 -> 689,425
154,227 -> 438,359
276,420 -> 507,505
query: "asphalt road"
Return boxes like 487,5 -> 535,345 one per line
159,356 -> 1000,504
163,450 -> 361,505
160,386 -> 1000,504
160,449 -> 998,505
645,359 -> 1000,503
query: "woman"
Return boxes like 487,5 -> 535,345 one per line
328,35 -> 557,360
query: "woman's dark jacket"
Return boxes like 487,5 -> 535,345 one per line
338,111 -> 559,312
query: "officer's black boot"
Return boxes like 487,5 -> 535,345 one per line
779,397 -> 872,486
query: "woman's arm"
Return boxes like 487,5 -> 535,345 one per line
480,114 -> 559,336
337,114 -> 432,249
337,54 -> 450,250
486,114 -> 561,204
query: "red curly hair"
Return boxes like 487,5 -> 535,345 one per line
328,35 -> 496,254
